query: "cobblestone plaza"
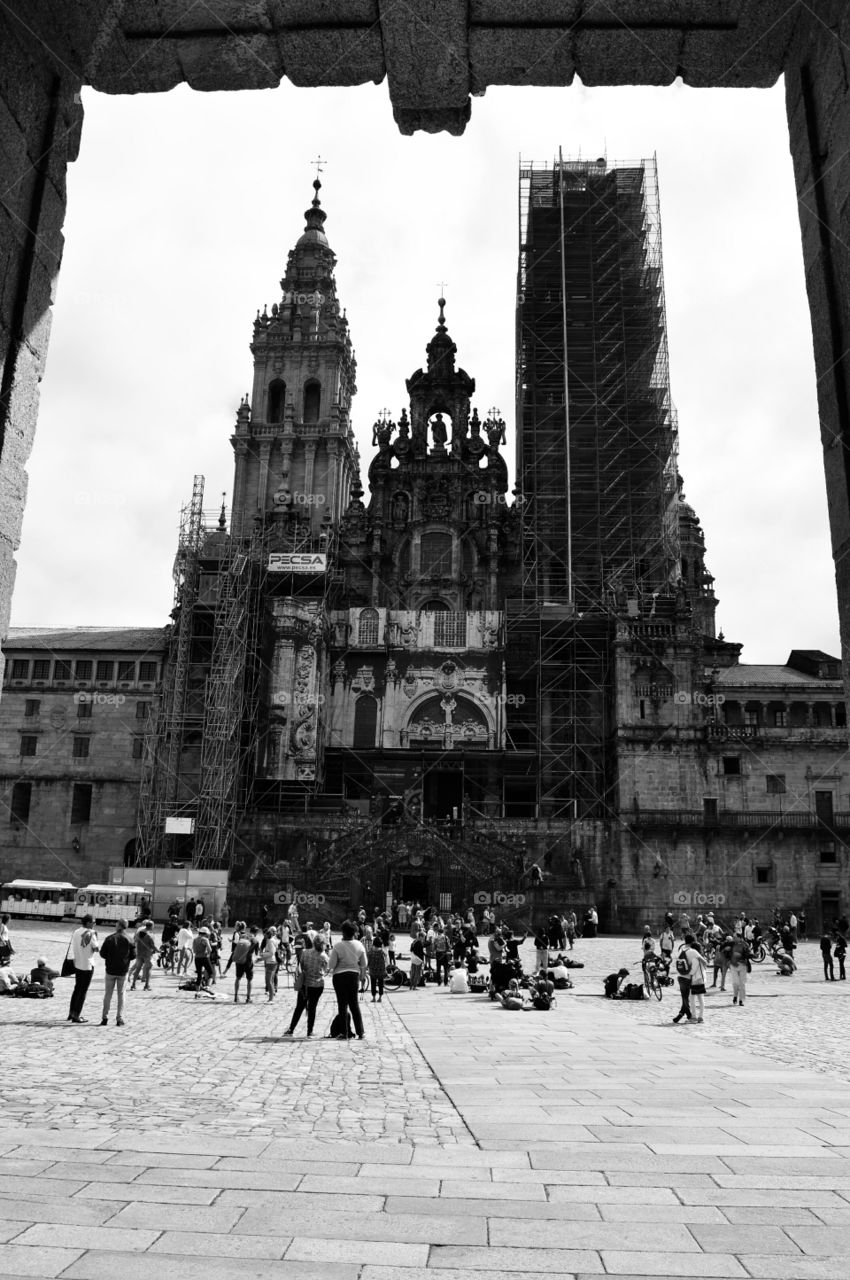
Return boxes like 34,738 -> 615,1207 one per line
2,924 -> 850,1278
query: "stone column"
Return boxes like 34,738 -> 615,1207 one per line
786,9 -> 850,701
0,23 -> 82,683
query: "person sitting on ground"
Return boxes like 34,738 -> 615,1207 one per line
30,956 -> 59,994
0,962 -> 21,993
449,962 -> 469,994
500,978 -> 525,1010
549,955 -> 571,987
530,970 -> 555,1009
604,967 -> 630,999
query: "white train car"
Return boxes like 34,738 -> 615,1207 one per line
0,879 -> 77,919
74,884 -> 149,924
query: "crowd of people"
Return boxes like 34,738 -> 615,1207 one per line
602,905 -> 836,1023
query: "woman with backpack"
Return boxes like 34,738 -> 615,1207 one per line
327,920 -> 368,1039
674,932 -> 707,1024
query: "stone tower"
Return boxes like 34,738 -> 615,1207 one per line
230,179 -> 359,538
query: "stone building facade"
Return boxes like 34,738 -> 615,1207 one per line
3,182 -> 848,931
0,627 -> 165,884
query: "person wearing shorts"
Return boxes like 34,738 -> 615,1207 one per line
226,929 -> 259,1003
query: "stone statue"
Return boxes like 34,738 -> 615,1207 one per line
430,413 -> 448,448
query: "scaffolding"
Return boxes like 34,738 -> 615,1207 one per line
136,475 -> 205,864
192,534 -> 256,870
511,155 -> 680,822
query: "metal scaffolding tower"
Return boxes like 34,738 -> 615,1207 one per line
193,533 -> 256,870
136,474 -> 205,864
511,155 -> 680,822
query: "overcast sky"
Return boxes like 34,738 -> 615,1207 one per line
11,77 -> 838,664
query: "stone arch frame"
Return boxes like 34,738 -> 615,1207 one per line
402,687 -> 496,739
2,6 -> 850,703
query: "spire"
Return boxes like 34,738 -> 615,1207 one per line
426,295 -> 457,374
298,177 -> 329,247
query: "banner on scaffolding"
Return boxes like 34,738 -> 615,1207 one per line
267,553 -> 327,573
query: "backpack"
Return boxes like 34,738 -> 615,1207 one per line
623,982 -> 646,1000
329,1010 -> 353,1039
676,952 -> 690,976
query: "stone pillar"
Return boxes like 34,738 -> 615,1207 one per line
0,19 -> 82,681
786,9 -> 850,701
257,441 -> 271,513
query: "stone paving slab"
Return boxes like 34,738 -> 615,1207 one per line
5,924 -> 850,1280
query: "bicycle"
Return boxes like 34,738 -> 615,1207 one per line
642,953 -> 673,1001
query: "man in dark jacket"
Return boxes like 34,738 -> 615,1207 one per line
99,919 -> 135,1026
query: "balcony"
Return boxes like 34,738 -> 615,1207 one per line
628,809 -> 850,832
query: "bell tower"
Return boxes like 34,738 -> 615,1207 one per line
230,178 -> 359,537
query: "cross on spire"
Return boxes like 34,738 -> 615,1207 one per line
312,155 -> 326,179
488,405 -> 501,420
437,280 -> 448,296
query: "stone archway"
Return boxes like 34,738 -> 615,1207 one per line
1,3 -> 849,689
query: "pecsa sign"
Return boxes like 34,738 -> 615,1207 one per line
268,553 -> 327,574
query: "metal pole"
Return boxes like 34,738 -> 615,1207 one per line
558,147 -> 573,605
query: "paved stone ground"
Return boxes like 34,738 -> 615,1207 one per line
2,921 -> 850,1279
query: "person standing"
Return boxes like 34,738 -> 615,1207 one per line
821,933 -> 835,981
175,921 -> 194,975
284,935 -> 329,1037
328,919 -> 367,1038
713,935 -> 732,992
728,932 -> 752,1006
834,932 -> 847,980
227,927 -> 259,1002
368,937 -> 387,1002
683,933 -> 708,1022
99,918 -> 134,1025
409,933 -> 425,990
433,925 -> 451,986
67,914 -> 99,1023
260,927 -> 280,1001
0,912 -> 13,964
130,921 -> 157,991
672,937 -> 694,1025
194,898 -> 206,930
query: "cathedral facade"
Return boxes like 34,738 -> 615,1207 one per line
2,173 -> 847,932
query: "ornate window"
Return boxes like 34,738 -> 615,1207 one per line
358,608 -> 379,646
303,380 -> 321,423
268,379 -> 286,423
434,613 -> 466,647
353,695 -> 378,749
420,531 -> 452,576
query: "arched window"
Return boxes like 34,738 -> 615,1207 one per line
681,557 -> 689,583
268,379 -> 286,423
303,380 -> 321,423
358,608 -> 379,646
353,695 -> 378,749
420,531 -> 452,576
